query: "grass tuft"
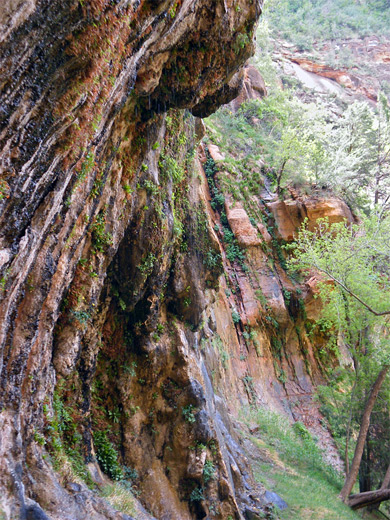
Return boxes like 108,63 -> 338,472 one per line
100,482 -> 136,516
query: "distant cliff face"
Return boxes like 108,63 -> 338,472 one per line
279,36 -> 390,102
0,1 -> 262,518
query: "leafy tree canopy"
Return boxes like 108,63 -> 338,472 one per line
288,216 -> 390,333
265,0 -> 390,49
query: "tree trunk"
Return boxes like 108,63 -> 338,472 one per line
348,488 -> 390,510
369,444 -> 390,513
359,438 -> 371,493
359,437 -> 371,493
276,159 -> 287,196
352,463 -> 390,511
345,421 -> 350,475
344,354 -> 359,475
339,365 -> 389,502
380,463 -> 390,490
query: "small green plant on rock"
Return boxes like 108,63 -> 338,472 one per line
44,390 -> 95,487
234,32 -> 250,54
169,1 -> 178,18
231,310 -> 241,324
143,179 -> 159,196
190,486 -> 205,502
182,404 -> 196,424
138,252 -> 156,276
122,183 -> 133,195
203,460 -> 216,484
123,466 -> 138,482
71,309 -> 91,325
91,212 -> 113,253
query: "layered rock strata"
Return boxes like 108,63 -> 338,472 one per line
0,1 -> 262,518
0,2 -> 354,520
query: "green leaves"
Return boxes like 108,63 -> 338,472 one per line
93,430 -> 123,481
91,212 -> 113,254
182,405 -> 196,424
234,92 -> 328,195
265,0 -> 390,47
287,215 -> 390,359
203,460 -> 216,484
318,97 -> 390,212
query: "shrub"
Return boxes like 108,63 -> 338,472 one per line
190,487 -> 205,502
93,430 -> 123,481
292,421 -> 311,440
231,310 -> 241,324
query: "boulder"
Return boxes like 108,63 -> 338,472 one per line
268,197 -> 355,242
230,64 -> 267,112
225,200 -> 262,247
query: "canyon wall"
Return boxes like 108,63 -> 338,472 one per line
0,2 -> 350,519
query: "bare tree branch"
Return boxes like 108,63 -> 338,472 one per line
312,264 -> 390,316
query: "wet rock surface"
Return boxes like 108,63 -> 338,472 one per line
0,2 -> 351,519
0,1 -> 266,519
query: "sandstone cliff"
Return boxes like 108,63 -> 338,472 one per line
0,1 -> 264,518
0,2 -> 353,520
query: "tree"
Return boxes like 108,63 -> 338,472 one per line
248,74 -> 390,209
288,215 -> 390,509
253,91 -> 326,195
319,95 -> 390,212
339,365 -> 389,503
265,0 -> 390,46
